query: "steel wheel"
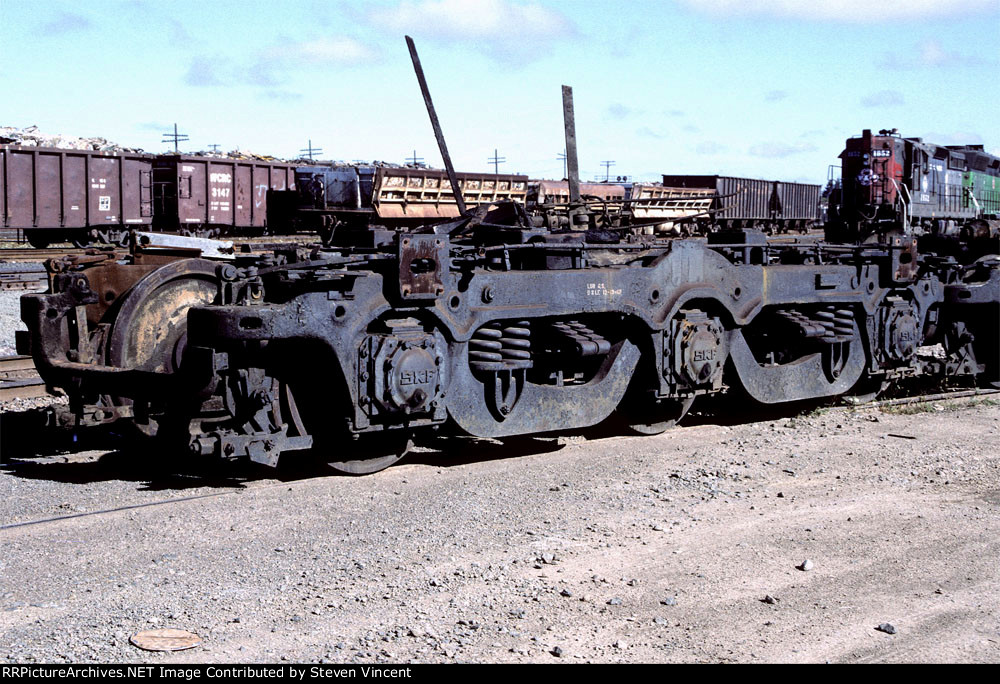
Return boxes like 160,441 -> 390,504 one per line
281,374 -> 412,475
104,259 -> 220,436
25,230 -> 51,249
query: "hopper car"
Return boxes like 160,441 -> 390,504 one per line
660,175 -> 821,234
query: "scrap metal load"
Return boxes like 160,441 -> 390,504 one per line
0,140 -> 529,248
0,144 -> 299,247
293,165 -> 528,240
659,175 -> 822,234
17,38 -> 1000,476
528,179 -> 792,236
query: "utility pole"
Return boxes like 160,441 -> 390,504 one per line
300,140 -> 323,161
406,150 -> 424,167
488,149 -> 506,174
208,144 -> 221,154
161,123 -> 189,153
557,150 -> 568,179
601,160 -> 616,182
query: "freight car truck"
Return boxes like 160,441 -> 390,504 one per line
1,144 -> 154,247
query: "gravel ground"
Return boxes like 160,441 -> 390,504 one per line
0,287 -> 42,356
1,398 -> 998,663
0,286 -> 66,413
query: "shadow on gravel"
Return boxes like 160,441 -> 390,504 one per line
683,394 -> 832,427
0,407 -> 341,490
0,399 -> 807,489
405,435 -> 565,469
3,375 -> 979,488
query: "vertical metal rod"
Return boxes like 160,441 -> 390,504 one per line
405,36 -> 467,215
562,86 -> 580,204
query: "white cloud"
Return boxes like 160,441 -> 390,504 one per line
881,39 -> 990,69
265,37 -> 377,65
637,126 -> 666,139
861,90 -> 905,107
243,37 -> 377,90
697,141 -> 727,155
920,131 -> 985,146
677,0 -> 997,22
184,56 -> 229,87
748,141 -> 817,158
606,103 -> 634,120
41,11 -> 91,34
370,0 -> 575,59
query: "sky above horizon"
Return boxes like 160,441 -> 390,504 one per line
2,0 -> 998,185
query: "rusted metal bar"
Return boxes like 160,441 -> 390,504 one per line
856,388 -> 999,408
405,36 -> 466,216
562,86 -> 580,204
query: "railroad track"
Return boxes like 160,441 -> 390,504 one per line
0,247 -> 97,262
0,354 -> 46,401
0,262 -> 47,290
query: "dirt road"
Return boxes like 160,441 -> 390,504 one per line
1,398 -> 998,663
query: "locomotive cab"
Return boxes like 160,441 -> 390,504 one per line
833,128 -> 998,251
837,128 -> 909,240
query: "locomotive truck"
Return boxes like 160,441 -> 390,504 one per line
16,40 -> 1000,475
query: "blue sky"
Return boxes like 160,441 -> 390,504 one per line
2,0 -> 997,184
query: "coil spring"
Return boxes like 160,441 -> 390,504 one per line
779,307 -> 855,344
470,320 -> 531,370
814,308 -> 856,343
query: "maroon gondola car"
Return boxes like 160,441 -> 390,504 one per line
1,144 -> 154,247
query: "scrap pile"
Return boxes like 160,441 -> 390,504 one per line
0,125 -> 145,153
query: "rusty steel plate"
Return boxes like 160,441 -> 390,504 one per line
130,628 -> 202,652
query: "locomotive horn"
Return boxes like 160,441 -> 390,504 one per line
405,36 -> 467,215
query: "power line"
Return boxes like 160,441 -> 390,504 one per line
487,149 -> 506,174
300,140 -> 323,161
161,123 -> 189,153
406,150 -> 424,167
600,160 -> 616,182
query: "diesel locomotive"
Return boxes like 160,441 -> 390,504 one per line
831,128 -> 1000,243
15,39 -> 1000,475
